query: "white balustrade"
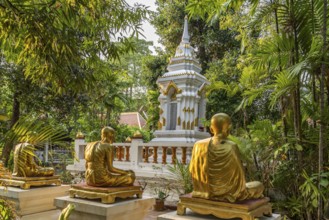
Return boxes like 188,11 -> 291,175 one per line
67,137 -> 194,177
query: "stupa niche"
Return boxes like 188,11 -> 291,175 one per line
151,16 -> 210,143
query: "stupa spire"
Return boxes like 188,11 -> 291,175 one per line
182,16 -> 190,43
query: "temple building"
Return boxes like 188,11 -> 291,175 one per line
119,112 -> 147,129
151,17 -> 210,143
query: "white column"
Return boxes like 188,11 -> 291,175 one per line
130,138 -> 144,169
181,96 -> 186,129
176,96 -> 182,130
44,141 -> 49,163
164,97 -> 169,130
194,96 -> 199,131
74,138 -> 86,162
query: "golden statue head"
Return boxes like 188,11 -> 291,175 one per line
101,127 -> 115,143
210,113 -> 232,138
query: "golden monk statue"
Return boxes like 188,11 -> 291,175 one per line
189,113 -> 264,203
13,143 -> 54,177
85,127 -> 135,187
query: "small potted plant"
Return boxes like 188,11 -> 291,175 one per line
154,188 -> 170,211
149,177 -> 171,211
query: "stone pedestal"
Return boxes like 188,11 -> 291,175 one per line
0,175 -> 61,189
158,210 -> 281,220
0,185 -> 70,219
55,196 -> 155,220
69,183 -> 143,204
177,194 -> 272,220
20,210 -> 61,220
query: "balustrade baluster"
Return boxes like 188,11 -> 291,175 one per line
125,146 -> 130,161
162,147 -> 168,164
144,146 -> 149,163
181,147 -> 187,165
153,146 -> 158,163
171,147 -> 177,164
118,146 -> 123,161
114,147 -> 118,160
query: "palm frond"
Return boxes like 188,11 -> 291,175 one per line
167,160 -> 193,194
0,115 -> 9,121
252,33 -> 294,71
248,2 -> 277,29
270,70 -> 297,109
3,116 -> 68,148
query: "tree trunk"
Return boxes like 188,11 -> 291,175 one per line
291,0 -> 302,140
290,0 -> 302,171
318,0 -> 327,218
1,91 -> 20,166
272,0 -> 288,143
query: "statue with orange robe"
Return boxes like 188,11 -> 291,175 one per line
189,113 -> 264,203
85,127 -> 135,187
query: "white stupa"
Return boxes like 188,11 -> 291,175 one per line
151,16 -> 210,143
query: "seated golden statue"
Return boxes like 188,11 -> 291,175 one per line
189,113 -> 264,203
13,143 -> 54,177
85,127 -> 135,187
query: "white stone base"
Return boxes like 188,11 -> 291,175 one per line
66,159 -> 86,173
0,185 -> 70,217
20,209 -> 60,220
157,210 -> 281,220
54,196 -> 155,220
151,130 -> 210,143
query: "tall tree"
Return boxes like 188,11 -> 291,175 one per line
0,0 -> 149,165
318,0 -> 327,218
0,0 -> 148,92
187,0 -> 329,218
141,51 -> 168,130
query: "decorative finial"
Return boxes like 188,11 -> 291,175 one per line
76,131 -> 85,139
125,137 -> 132,143
182,15 -> 190,43
132,130 -> 143,139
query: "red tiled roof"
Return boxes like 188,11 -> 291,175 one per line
119,112 -> 147,129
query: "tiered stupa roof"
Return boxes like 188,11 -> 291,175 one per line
161,16 -> 206,80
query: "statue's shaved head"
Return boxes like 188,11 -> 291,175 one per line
101,126 -> 115,142
210,113 -> 232,137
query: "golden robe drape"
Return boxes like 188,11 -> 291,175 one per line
190,138 -> 263,203
85,141 -> 134,187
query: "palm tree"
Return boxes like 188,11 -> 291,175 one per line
187,0 -> 329,218
1,116 -> 67,166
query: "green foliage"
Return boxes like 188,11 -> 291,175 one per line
55,153 -> 74,184
141,52 -> 168,90
0,115 -> 69,168
113,38 -> 153,113
83,123 -> 151,143
140,52 -> 167,131
0,0 -> 149,93
145,90 -> 160,131
0,197 -> 16,220
148,176 -> 171,200
167,160 -> 193,195
204,54 -> 244,126
167,0 -> 329,218
2,116 -> 67,148
152,0 -> 239,71
299,171 -> 329,215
